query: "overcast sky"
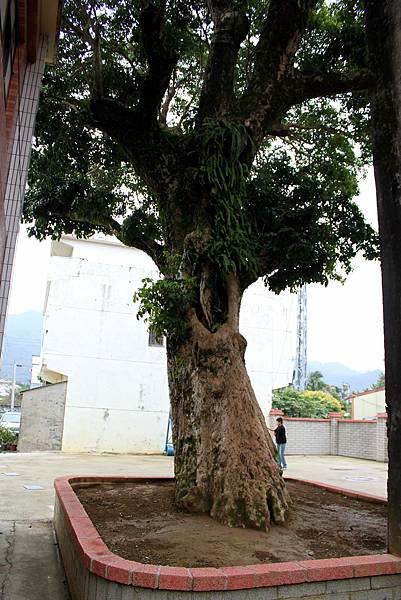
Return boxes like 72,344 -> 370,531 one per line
7,168 -> 384,373
308,168 -> 384,372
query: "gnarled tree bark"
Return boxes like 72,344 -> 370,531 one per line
167,277 -> 290,530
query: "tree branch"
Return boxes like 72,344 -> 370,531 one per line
138,1 -> 178,122
284,68 -> 374,107
177,94 -> 198,130
71,213 -> 121,237
266,121 -> 363,142
239,0 -> 316,139
159,83 -> 176,126
282,136 -> 312,160
117,226 -> 166,270
194,5 -> 211,50
50,208 -> 166,269
89,97 -> 180,198
197,2 -> 249,121
158,69 -> 194,126
115,47 -> 137,70
64,19 -> 93,46
44,206 -> 122,238
158,71 -> 196,126
92,20 -> 104,98
64,9 -> 103,98
65,4 -> 181,198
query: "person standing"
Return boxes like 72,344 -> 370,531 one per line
272,417 -> 287,470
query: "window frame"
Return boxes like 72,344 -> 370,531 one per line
0,0 -> 18,99
148,330 -> 164,347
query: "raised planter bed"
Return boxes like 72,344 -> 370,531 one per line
54,476 -> 401,599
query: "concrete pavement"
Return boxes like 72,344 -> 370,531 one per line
0,453 -> 174,600
284,454 -> 387,498
0,452 -> 174,521
0,452 -> 388,600
0,521 -> 70,600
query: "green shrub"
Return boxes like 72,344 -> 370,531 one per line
0,426 -> 17,450
272,387 -> 343,418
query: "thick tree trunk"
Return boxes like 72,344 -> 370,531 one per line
366,0 -> 401,555
167,289 -> 290,530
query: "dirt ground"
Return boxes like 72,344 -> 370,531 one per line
74,480 -> 386,568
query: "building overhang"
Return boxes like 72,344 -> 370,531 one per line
40,0 -> 62,63
39,365 -> 67,385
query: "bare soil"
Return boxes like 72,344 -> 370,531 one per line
73,480 -> 386,568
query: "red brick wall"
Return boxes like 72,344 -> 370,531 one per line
0,48 -> 7,220
5,0 -> 28,160
0,0 -> 30,261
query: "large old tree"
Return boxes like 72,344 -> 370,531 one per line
26,0 -> 379,530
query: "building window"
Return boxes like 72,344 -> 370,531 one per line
0,0 -> 18,98
148,331 -> 164,347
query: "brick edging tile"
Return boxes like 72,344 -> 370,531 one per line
284,476 -> 386,504
54,475 -> 399,592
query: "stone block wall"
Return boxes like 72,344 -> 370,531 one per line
269,410 -> 388,462
375,413 -> 388,463
337,421 -> 377,460
18,381 -> 67,451
277,418 -> 331,455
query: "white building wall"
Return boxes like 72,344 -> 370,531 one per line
40,237 -> 296,454
351,388 -> 386,420
30,355 -> 42,388
241,280 -> 296,418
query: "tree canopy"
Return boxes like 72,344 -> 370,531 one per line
25,0 -> 379,340
272,386 -> 343,418
306,370 -> 343,402
369,371 -> 385,390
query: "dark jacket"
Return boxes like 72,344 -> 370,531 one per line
274,425 -> 287,444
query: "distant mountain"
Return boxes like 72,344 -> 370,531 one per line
0,311 -> 43,383
307,361 -> 382,393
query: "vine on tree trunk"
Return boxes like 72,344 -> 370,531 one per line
190,119 -> 259,277
134,121 -> 261,340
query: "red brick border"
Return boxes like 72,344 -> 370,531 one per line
54,476 -> 399,592
285,477 -> 386,504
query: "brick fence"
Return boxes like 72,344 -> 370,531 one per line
269,409 -> 388,462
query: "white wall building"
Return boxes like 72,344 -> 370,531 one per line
35,236 -> 296,454
30,355 -> 42,388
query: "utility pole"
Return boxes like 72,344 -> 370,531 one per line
293,285 -> 307,391
10,363 -> 22,411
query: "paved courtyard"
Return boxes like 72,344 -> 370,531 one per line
0,452 -> 388,600
285,454 -> 387,498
